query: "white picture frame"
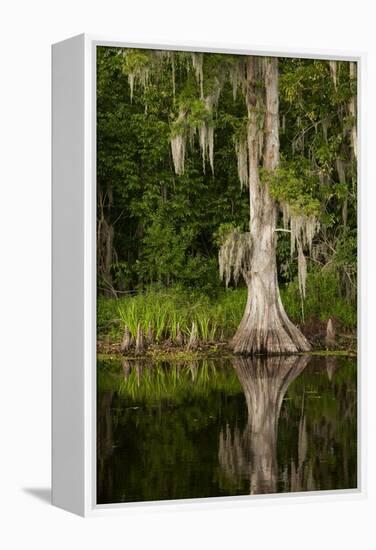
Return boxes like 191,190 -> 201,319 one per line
52,33 -> 366,517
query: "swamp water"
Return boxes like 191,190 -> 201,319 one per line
97,354 -> 357,504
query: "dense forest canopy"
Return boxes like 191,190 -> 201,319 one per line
97,47 -> 357,352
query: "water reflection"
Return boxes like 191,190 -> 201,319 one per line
97,354 -> 357,504
219,355 -> 310,494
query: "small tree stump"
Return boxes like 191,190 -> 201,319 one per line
175,323 -> 184,347
146,323 -> 154,345
135,323 -> 145,355
104,334 -> 110,353
121,325 -> 131,353
325,318 -> 336,349
187,321 -> 198,351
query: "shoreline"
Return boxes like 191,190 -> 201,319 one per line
97,339 -> 357,362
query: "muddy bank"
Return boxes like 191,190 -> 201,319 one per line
97,332 -> 357,361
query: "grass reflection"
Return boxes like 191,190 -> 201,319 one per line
97,354 -> 357,503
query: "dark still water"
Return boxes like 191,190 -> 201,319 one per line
97,354 -> 357,504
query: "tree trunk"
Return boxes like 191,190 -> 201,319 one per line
97,181 -> 117,296
231,58 -> 310,355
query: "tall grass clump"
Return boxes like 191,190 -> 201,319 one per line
97,270 -> 356,349
98,286 -> 247,346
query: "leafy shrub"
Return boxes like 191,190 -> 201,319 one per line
281,269 -> 356,329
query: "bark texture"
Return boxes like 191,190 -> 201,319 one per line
230,58 -> 310,355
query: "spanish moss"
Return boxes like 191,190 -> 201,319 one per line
219,229 -> 252,287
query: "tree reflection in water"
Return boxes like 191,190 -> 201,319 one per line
219,354 -> 311,494
97,354 -> 357,503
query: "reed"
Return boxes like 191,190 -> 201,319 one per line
98,287 -> 247,348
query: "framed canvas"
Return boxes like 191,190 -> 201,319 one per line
52,34 -> 366,517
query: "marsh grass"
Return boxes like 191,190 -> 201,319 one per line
98,287 -> 247,346
97,272 -> 356,350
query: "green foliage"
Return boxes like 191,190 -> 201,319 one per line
98,287 -> 247,344
137,214 -> 188,285
281,269 -> 356,328
333,229 -> 357,269
267,157 -> 321,217
121,49 -> 150,75
97,47 -> 249,293
96,48 -> 357,336
97,294 -> 121,341
172,98 -> 213,132
98,269 -> 356,347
